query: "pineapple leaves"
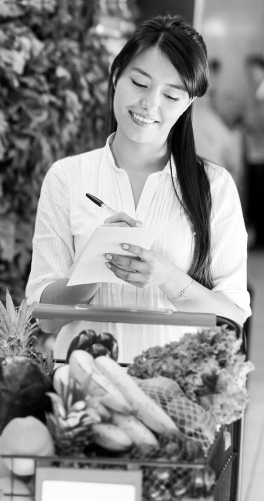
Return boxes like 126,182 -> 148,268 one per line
0,327 -> 9,341
5,290 -> 17,323
47,391 -> 65,408
19,300 -> 38,328
16,299 -> 29,333
0,301 -> 12,334
0,290 -> 40,358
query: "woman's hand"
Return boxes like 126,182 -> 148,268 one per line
103,212 -> 143,227
104,243 -> 174,289
104,243 -> 245,326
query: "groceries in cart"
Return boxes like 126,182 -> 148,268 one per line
66,329 -> 119,362
0,291 -> 254,500
128,326 -> 254,427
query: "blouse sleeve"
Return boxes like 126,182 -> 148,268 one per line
209,165 -> 251,322
26,160 -> 74,304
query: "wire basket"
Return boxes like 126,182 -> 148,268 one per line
0,422 -> 240,501
0,454 -> 217,501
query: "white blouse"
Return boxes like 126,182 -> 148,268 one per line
26,135 -> 251,362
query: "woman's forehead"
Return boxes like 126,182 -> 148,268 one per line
124,46 -> 184,85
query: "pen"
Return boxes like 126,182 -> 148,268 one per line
86,193 -> 117,215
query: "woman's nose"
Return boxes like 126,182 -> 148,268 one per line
140,89 -> 160,112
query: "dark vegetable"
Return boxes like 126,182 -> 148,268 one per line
89,344 -> 111,358
0,356 -> 52,433
66,329 -> 97,362
96,332 -> 119,361
66,330 -> 119,362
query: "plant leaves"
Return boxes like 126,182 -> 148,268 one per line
0,1 -> 114,305
0,328 -> 9,339
5,289 -> 17,323
0,1 -> 24,18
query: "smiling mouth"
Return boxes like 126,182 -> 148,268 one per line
129,111 -> 158,125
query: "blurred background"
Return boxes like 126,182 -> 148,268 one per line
0,1 -> 264,499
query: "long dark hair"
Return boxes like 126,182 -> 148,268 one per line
107,15 -> 213,289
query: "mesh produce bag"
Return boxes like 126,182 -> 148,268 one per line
136,376 -> 184,400
137,377 -> 216,451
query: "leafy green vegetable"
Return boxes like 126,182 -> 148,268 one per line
128,326 -> 254,425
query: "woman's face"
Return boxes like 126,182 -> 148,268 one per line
113,46 -> 192,147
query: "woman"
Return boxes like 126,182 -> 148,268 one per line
26,16 -> 251,362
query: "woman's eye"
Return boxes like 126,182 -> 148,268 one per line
131,79 -> 147,88
165,94 -> 179,102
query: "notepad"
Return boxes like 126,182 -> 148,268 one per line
67,226 -> 160,286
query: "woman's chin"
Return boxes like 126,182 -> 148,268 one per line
120,127 -> 162,146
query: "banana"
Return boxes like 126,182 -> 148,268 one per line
95,356 -> 179,435
112,413 -> 159,447
53,364 -> 70,397
69,351 -> 132,414
69,352 -> 105,397
91,423 -> 132,451
86,396 -> 112,422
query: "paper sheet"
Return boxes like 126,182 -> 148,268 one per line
67,226 -> 160,286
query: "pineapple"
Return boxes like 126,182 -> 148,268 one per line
46,376 -> 101,456
0,290 -> 39,359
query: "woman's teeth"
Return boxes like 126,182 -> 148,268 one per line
131,112 -> 156,124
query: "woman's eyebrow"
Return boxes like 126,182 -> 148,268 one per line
130,67 -> 151,78
130,67 -> 186,91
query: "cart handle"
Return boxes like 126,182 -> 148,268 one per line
32,303 -> 217,327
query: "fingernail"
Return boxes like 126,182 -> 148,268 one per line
105,262 -> 111,269
136,222 -> 143,227
122,244 -> 129,249
105,254 -> 112,260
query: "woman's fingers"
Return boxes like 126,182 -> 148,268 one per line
105,246 -> 172,289
105,253 -> 145,272
103,211 -> 143,227
105,261 -> 141,282
121,243 -> 148,260
105,245 -> 174,290
103,222 -> 133,227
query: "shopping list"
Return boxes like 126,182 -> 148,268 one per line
66,226 -> 160,286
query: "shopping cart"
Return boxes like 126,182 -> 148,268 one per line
0,305 -> 247,501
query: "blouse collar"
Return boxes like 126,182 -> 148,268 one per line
105,133 -> 177,178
